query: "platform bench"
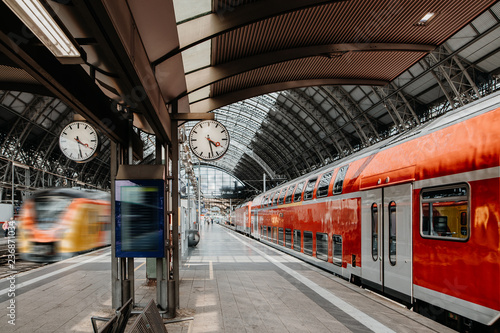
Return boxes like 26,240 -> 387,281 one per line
128,299 -> 168,333
91,298 -> 133,333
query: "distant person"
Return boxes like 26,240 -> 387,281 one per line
2,221 -> 8,237
2,219 -> 11,237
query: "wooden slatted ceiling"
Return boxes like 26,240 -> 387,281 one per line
213,0 -> 495,64
211,51 -> 426,96
208,0 -> 495,102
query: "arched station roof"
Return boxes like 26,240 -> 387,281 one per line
0,0 -> 499,195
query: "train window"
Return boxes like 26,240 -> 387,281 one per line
316,233 -> 328,261
267,226 -> 271,240
278,228 -> 284,245
421,184 -> 469,241
303,177 -> 317,201
285,184 -> 296,204
293,182 -> 305,202
316,171 -> 333,198
389,202 -> 396,266
285,228 -> 292,248
332,235 -> 342,266
293,230 -> 301,251
261,226 -> 265,239
333,165 -> 349,194
278,187 -> 288,205
303,231 -> 313,255
273,227 -> 277,242
273,191 -> 280,206
371,203 -> 378,261
268,193 -> 275,206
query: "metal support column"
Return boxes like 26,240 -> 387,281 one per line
123,114 -> 135,304
197,160 -> 201,230
111,141 -> 121,309
170,100 -> 180,314
155,139 -> 168,311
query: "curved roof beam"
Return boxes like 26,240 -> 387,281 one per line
152,0 -> 346,65
186,43 -> 436,94
190,78 -> 388,113
204,150 -> 259,182
229,140 -> 277,179
280,91 -> 336,161
288,89 -> 354,153
270,104 -> 324,166
218,100 -> 311,172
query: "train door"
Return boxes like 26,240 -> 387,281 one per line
361,183 -> 412,304
251,212 -> 258,238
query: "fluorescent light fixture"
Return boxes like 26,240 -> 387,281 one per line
3,0 -> 81,59
417,12 -> 435,26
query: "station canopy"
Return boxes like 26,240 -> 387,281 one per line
0,0 -> 499,197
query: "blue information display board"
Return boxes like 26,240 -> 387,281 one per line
115,179 -> 164,257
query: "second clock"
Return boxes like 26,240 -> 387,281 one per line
188,120 -> 230,161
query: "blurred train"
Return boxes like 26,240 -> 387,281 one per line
232,91 -> 500,332
18,188 -> 111,262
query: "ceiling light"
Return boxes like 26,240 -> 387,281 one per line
3,0 -> 82,62
417,12 -> 435,26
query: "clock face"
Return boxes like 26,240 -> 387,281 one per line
59,121 -> 99,162
189,120 -> 230,161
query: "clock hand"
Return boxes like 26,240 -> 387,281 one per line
209,140 -> 214,156
207,137 -> 221,147
77,140 -> 82,158
75,137 -> 90,148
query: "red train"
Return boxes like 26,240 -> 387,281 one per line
232,92 -> 500,332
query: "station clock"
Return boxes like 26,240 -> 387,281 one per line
59,121 -> 100,162
188,120 -> 230,161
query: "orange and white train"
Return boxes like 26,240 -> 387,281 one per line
18,188 -> 110,262
233,91 -> 500,332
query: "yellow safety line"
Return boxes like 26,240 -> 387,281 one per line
134,261 -> 146,271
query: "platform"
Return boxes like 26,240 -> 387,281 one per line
0,224 -> 454,332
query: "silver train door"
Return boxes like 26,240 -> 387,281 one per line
361,183 -> 412,304
251,212 -> 258,238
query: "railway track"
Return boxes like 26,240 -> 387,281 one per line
0,241 -> 48,279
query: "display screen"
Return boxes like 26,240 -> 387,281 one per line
115,179 -> 164,257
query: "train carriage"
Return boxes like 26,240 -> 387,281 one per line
18,188 -> 111,262
234,91 -> 500,332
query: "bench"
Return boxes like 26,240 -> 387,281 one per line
91,298 -> 133,333
128,299 -> 168,333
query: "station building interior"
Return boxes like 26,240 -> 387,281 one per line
0,0 -> 500,332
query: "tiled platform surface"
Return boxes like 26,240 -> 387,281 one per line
0,224 -> 455,332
